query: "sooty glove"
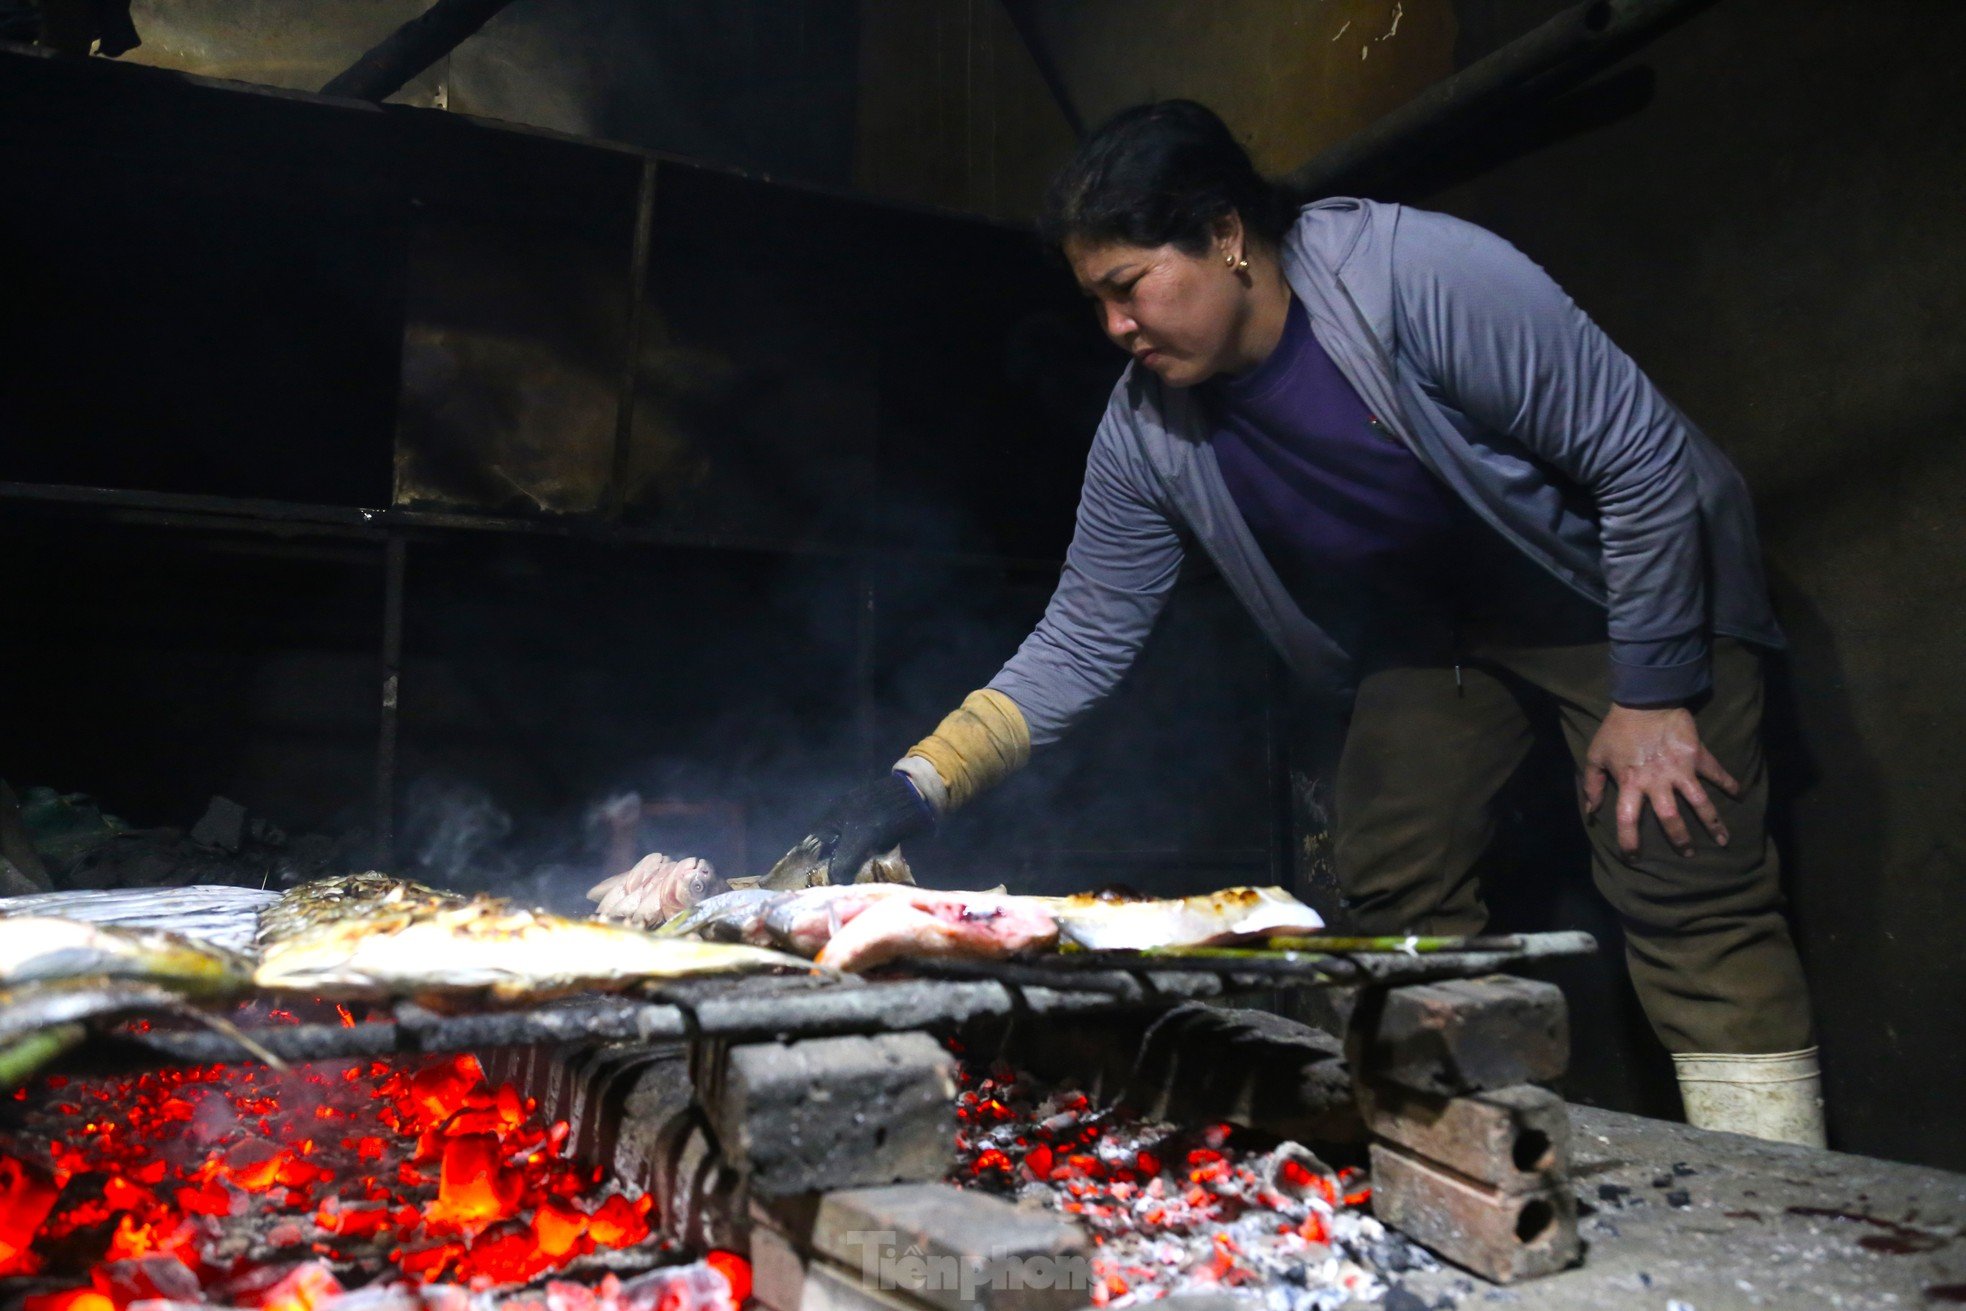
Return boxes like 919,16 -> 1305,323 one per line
768,772 -> 935,887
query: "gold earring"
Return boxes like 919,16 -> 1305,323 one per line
1235,255 -> 1250,273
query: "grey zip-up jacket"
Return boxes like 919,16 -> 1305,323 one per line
989,199 -> 1783,747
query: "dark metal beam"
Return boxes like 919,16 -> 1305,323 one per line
320,0 -> 522,103
1281,0 -> 1716,199
0,481 -> 1068,574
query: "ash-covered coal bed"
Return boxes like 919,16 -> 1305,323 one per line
948,1053 -> 1436,1309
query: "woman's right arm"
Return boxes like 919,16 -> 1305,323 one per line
780,402 -> 1187,882
983,403 -> 1187,749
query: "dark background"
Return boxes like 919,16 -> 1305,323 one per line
2,0 -> 1962,1170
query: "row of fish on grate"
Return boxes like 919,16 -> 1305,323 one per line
0,873 -> 803,1013
0,866 -> 1325,1080
3,869 -> 1324,995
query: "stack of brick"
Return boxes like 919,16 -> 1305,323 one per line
1347,975 -> 1580,1283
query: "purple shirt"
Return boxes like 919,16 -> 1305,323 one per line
1205,296 -> 1695,696
1206,296 -> 1475,635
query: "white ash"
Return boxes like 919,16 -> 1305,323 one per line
951,1067 -> 1435,1309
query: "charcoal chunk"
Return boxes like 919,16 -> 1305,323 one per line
1382,1288 -> 1431,1311
190,797 -> 248,852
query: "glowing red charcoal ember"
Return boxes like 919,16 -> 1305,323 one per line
24,1289 -> 114,1311
174,1179 -> 237,1218
396,1238 -> 467,1283
585,1193 -> 653,1249
969,1148 -> 1013,1176
11,1044 -> 675,1304
456,1226 -> 556,1286
103,1208 -> 202,1264
406,1055 -> 488,1130
1277,1158 -> 1316,1190
530,1197 -> 588,1259
252,1261 -> 344,1311
704,1250 -> 751,1305
0,1155 -> 60,1275
425,1134 -> 522,1235
314,1199 -> 394,1239
1023,1144 -> 1055,1180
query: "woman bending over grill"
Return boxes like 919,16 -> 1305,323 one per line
783,100 -> 1821,1148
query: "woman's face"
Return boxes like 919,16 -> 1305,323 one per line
1065,229 -> 1248,388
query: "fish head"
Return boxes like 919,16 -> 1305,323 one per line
675,859 -> 726,903
659,858 -> 729,918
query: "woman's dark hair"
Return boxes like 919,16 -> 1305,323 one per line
1039,100 -> 1297,255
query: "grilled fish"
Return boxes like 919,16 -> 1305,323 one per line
751,884 -> 1057,971
0,916 -> 252,994
659,883 -> 1319,969
1037,885 -> 1325,951
812,891 -> 1058,972
253,897 -> 812,1000
256,871 -> 463,948
654,887 -> 784,945
757,883 -> 915,954
588,853 -> 728,928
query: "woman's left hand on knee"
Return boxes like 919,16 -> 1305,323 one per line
1582,705 -> 1741,858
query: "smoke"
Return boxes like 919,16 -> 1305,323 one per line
400,776 -> 516,883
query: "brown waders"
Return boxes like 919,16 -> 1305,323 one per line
1331,608 -> 1815,1057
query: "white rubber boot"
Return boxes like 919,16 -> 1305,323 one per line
1671,1047 -> 1827,1147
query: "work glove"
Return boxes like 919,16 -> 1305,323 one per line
767,773 -> 934,888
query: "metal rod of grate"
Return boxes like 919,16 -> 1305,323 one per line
74,932 -> 1594,1070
